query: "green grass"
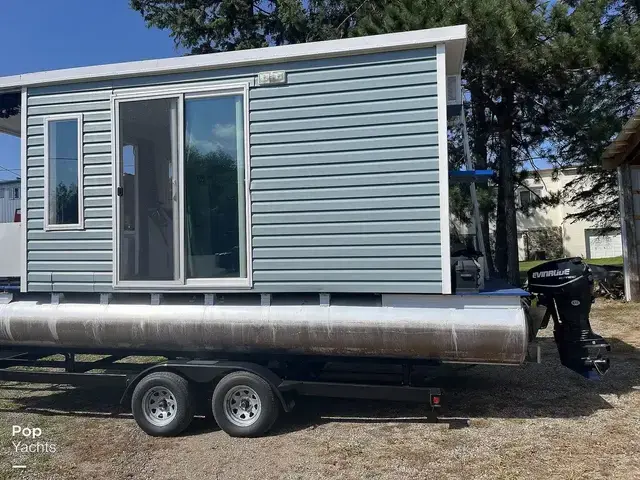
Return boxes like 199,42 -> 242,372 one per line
583,256 -> 623,266
519,256 -> 623,283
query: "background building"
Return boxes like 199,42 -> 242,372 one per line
0,178 -> 20,223
516,168 -> 622,261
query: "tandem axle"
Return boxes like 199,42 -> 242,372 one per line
0,348 -> 442,437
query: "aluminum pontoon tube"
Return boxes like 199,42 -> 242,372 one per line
0,297 -> 528,364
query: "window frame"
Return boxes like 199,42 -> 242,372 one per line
111,82 -> 252,290
43,113 -> 84,231
518,187 -> 543,209
518,190 -> 532,208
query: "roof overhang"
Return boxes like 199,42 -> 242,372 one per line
0,25 -> 467,93
602,108 -> 640,169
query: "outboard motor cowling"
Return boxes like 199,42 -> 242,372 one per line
527,257 -> 610,377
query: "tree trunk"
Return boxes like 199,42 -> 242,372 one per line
498,102 -> 520,286
494,166 -> 507,279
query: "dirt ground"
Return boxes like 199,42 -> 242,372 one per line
0,300 -> 638,480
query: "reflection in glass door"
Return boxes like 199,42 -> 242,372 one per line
184,94 -> 247,279
117,97 -> 180,282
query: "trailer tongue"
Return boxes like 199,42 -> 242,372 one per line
527,257 -> 611,378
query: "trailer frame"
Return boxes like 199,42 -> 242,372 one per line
0,348 -> 442,437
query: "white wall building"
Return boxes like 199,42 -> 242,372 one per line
0,179 -> 20,223
517,168 -> 622,261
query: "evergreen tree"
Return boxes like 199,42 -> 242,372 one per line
358,0 -> 640,282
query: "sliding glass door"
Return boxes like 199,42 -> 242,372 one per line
114,84 -> 249,288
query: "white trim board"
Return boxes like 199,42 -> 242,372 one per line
0,25 -> 466,91
436,43 -> 451,294
19,88 -> 27,292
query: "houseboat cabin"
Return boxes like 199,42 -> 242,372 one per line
0,26 -> 473,296
0,25 -> 537,367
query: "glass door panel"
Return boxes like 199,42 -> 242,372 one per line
117,97 -> 180,282
184,95 -> 246,279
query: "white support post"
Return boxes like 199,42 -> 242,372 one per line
261,293 -> 271,307
100,293 -> 113,305
51,293 -> 64,305
204,293 -> 217,306
436,43 -> 452,294
319,293 -> 331,306
151,293 -> 163,306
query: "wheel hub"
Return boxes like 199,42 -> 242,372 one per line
223,385 -> 262,427
142,387 -> 178,427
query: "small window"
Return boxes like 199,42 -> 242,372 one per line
0,189 -> 4,199
13,187 -> 19,200
519,188 -> 542,209
519,190 -> 533,208
44,115 -> 83,230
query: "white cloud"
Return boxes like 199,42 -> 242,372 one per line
212,123 -> 237,141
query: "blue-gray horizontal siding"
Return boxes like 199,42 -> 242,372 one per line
249,48 -> 441,294
25,46 -> 443,294
25,89 -> 114,293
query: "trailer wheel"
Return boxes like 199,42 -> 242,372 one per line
131,372 -> 195,437
212,371 -> 279,437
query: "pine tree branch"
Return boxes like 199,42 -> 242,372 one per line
337,0 -> 371,34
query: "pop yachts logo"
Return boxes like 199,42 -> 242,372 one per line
531,268 -> 571,279
11,425 -> 56,454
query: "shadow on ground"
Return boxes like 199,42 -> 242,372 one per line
1,337 -> 638,436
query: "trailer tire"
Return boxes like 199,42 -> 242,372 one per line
212,371 -> 279,437
131,372 -> 195,437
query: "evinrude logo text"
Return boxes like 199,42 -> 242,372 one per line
532,268 -> 571,279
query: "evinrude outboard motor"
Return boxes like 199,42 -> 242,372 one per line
527,257 -> 610,378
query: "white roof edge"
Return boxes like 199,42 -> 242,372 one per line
0,25 -> 467,91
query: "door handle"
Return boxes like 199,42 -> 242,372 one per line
117,186 -> 124,197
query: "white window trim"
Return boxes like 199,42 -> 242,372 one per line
43,113 -> 84,231
111,82 -> 253,290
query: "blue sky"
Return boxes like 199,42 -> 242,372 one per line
0,0 -> 182,180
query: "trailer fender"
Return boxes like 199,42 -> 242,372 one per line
120,360 -> 293,412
